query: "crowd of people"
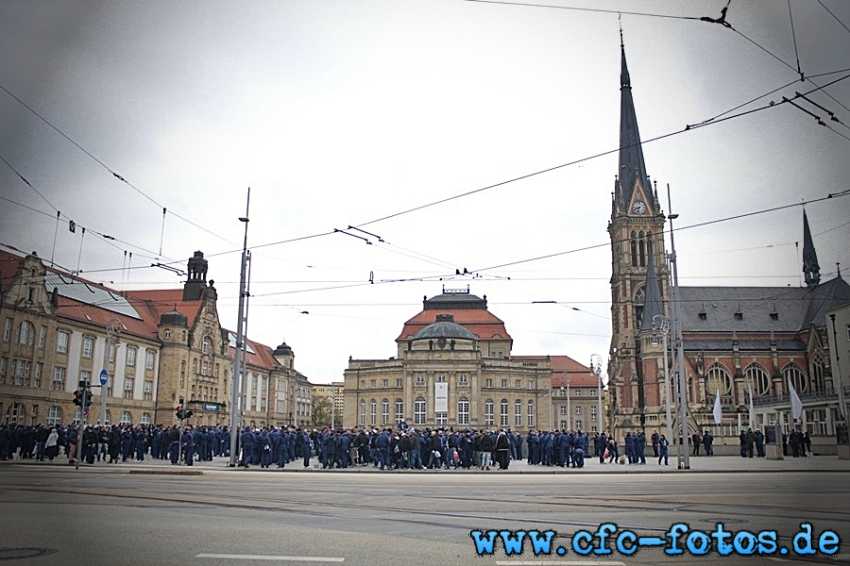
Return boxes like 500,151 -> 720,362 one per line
0,421 -> 816,467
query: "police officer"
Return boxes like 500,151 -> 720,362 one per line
181,425 -> 195,466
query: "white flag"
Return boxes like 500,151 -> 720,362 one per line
712,389 -> 722,425
788,377 -> 803,420
748,381 -> 755,428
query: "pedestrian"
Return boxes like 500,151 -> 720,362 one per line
45,428 -> 59,462
692,432 -> 701,456
495,429 -> 511,470
657,434 -> 669,465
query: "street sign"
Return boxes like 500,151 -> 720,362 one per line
99,369 -> 108,386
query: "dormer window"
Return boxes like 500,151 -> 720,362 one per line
698,303 -> 707,320
734,304 -> 743,320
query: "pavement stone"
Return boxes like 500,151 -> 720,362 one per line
4,451 -> 850,474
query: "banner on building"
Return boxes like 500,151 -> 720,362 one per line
434,382 -> 448,413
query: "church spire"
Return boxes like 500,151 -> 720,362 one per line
617,38 -> 652,214
803,209 -> 820,287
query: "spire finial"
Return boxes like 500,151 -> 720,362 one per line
619,14 -> 624,47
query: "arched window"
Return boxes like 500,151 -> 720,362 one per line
745,363 -> 771,396
457,397 -> 470,425
484,399 -> 494,426
514,399 -> 522,427
140,413 -> 151,425
120,411 -> 132,425
359,399 -> 365,426
630,232 -> 638,267
5,402 -> 24,425
414,396 -> 426,425
381,399 -> 389,425
18,321 -> 34,345
369,399 -> 377,426
46,406 -> 62,427
706,363 -> 732,395
202,336 -> 212,355
633,286 -> 645,330
395,399 -> 404,425
527,399 -> 535,427
500,399 -> 509,427
811,356 -> 826,394
638,231 -> 646,267
783,363 -> 806,394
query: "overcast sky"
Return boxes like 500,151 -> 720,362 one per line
2,0 -> 849,384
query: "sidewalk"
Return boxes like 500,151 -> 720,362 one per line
4,451 -> 850,474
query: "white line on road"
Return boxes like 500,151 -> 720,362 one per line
196,554 -> 344,562
494,562 -> 626,566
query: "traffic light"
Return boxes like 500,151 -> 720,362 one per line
184,409 -> 193,419
84,390 -> 92,407
176,406 -> 183,420
73,390 -> 83,406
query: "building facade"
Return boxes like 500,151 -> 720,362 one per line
0,248 -> 313,428
343,288 -> 601,432
607,42 -> 850,442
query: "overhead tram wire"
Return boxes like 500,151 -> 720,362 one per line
0,82 -> 238,249
817,0 -> 850,37
460,0 -> 701,21
0,166 -> 174,263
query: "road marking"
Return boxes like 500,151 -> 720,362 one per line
196,554 -> 344,562
494,562 -> 626,566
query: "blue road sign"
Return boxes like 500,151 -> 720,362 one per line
99,369 -> 108,386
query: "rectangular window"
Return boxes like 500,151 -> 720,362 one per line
574,389 -> 581,396
52,366 -> 66,390
515,380 -> 521,389
575,420 -> 583,431
3,318 -> 11,341
80,370 -> 91,385
435,412 -> 447,425
591,388 -> 597,396
56,331 -> 69,353
416,374 -> 424,385
459,374 -> 468,384
38,326 -> 47,348
145,350 -> 155,370
528,379 -> 534,390
382,379 -> 388,389
395,378 -> 402,388
501,379 -> 508,389
34,362 -> 42,388
485,378 -> 493,389
370,380 -> 376,389
575,406 -> 582,415
560,405 -> 567,415
0,357 -> 6,376
82,336 -> 94,358
124,378 -> 134,398
126,346 -> 137,367
143,380 -> 153,401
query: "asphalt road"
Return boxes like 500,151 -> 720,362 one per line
0,464 -> 847,566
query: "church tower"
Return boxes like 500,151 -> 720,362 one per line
607,37 -> 669,434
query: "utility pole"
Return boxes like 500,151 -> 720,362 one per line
99,319 -> 121,427
591,354 -> 603,435
653,315 -> 674,444
667,184 -> 690,470
229,188 -> 252,467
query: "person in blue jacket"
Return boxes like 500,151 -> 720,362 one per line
181,425 -> 195,466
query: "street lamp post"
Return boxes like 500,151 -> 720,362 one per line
653,315 -> 673,444
99,319 -> 121,427
830,313 -> 848,420
229,188 -> 252,467
667,184 -> 690,470
591,354 -> 603,436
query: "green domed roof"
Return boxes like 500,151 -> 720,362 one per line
412,314 -> 476,341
